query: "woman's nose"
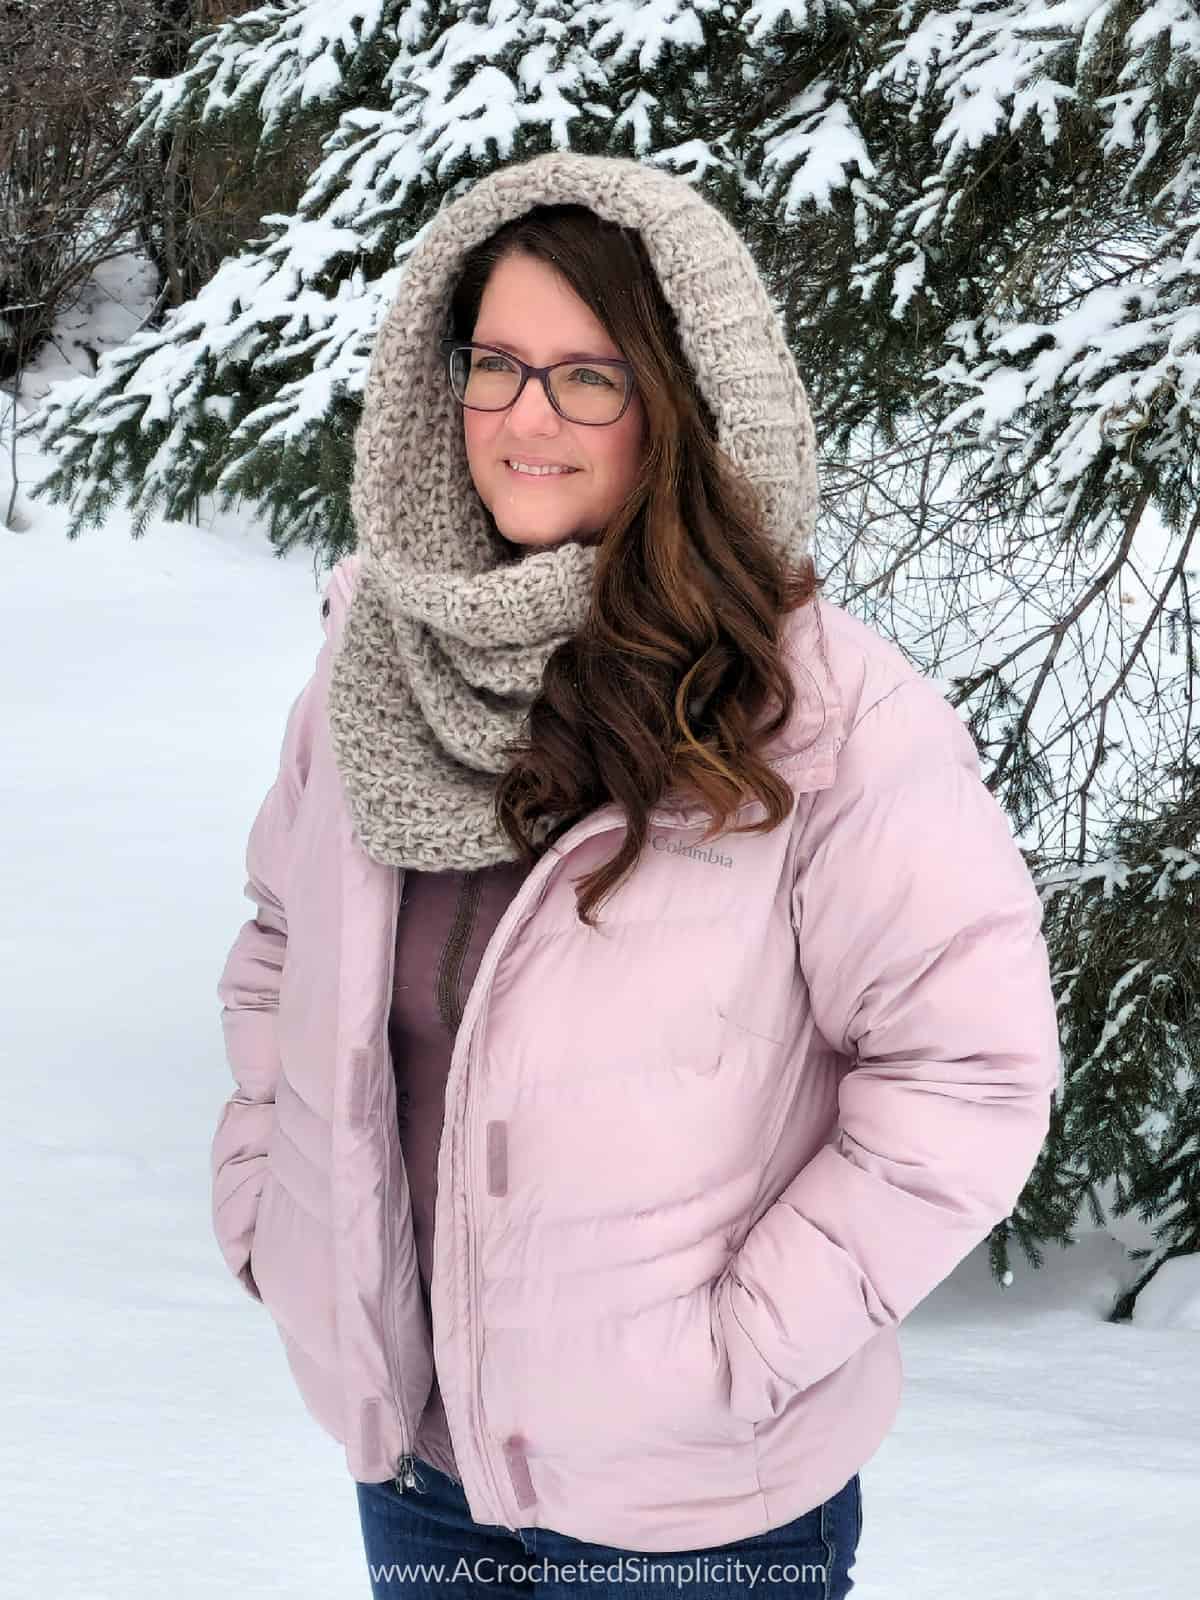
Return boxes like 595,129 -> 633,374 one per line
508,375 -> 561,430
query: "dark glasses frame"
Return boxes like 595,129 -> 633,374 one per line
438,337 -> 637,425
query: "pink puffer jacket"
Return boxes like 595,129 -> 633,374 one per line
213,551 -> 1060,1552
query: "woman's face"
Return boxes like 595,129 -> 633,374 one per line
462,249 -> 647,552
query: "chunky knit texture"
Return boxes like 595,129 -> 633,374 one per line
327,150 -> 821,869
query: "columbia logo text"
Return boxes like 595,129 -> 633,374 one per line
652,834 -> 734,868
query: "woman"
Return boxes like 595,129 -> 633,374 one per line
212,151 -> 1060,1596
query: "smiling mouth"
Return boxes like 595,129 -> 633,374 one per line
504,460 -> 581,479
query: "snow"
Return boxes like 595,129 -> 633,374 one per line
4,255 -> 1199,1600
761,86 -> 878,217
1136,1255 -> 1200,1331
131,0 -> 393,141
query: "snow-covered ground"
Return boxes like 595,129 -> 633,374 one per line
2,255 -> 1198,1599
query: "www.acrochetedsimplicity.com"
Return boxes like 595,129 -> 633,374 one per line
368,1555 -> 829,1588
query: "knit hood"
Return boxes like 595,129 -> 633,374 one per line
327,150 -> 822,870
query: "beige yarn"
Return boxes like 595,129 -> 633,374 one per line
326,149 -> 821,870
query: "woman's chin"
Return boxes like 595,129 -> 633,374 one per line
498,524 -> 590,551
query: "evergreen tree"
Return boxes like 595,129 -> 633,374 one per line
724,0 -> 1199,861
21,0 -> 1200,1310
1010,766 -> 1200,1318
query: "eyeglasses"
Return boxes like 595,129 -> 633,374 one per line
439,338 -> 636,426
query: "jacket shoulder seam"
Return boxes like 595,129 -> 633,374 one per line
843,677 -> 916,745
836,673 -> 981,789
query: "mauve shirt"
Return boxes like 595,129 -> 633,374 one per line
388,858 -> 532,1484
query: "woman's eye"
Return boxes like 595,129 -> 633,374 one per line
568,367 -> 616,387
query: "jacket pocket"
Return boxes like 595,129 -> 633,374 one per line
211,1091 -> 279,1302
714,1258 -> 796,1425
481,1268 -> 758,1471
212,1155 -> 267,1302
248,1167 -> 339,1373
715,1004 -> 787,1049
247,1168 -> 277,1311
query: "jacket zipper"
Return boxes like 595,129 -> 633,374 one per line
465,985 -> 510,1523
376,865 -> 423,1497
440,872 -> 506,1514
394,1453 -> 425,1493
328,582 -> 420,1494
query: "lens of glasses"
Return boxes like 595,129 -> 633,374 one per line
448,346 -> 628,424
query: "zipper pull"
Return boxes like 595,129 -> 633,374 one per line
393,1453 -> 426,1495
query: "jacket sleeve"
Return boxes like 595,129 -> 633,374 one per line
715,674 -> 1062,1422
211,578 -> 336,1301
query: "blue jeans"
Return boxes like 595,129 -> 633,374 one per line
356,1460 -> 862,1598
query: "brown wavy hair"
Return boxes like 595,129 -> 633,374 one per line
445,203 -> 825,927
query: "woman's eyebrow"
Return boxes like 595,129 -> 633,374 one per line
471,335 -> 621,362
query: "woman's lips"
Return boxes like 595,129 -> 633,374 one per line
504,461 -> 581,481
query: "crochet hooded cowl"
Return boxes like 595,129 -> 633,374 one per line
326,150 -> 821,870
